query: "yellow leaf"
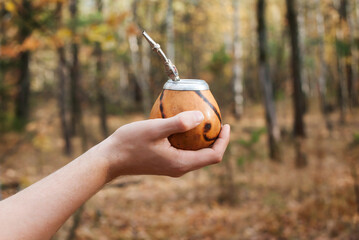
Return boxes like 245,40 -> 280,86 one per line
5,1 -> 16,13
102,38 -> 116,50
106,12 -> 129,27
32,133 -> 51,152
57,28 -> 72,39
87,24 -> 110,43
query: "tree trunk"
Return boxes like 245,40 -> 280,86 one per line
298,1 -> 310,97
347,0 -> 359,106
232,0 -> 244,119
336,43 -> 347,124
257,0 -> 281,161
69,0 -> 80,135
95,0 -> 109,138
129,0 -> 151,115
69,0 -> 87,150
128,34 -> 151,115
315,0 -> 333,130
66,205 -> 84,240
336,0 -> 349,124
55,3 -> 72,155
286,0 -> 306,137
15,0 -> 32,125
315,0 -> 327,114
166,0 -> 175,61
57,46 -> 72,155
118,61 -> 131,103
339,0 -> 355,109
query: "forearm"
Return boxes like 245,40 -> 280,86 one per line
0,141 -> 113,240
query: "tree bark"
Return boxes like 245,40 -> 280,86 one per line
347,0 -> 359,106
166,0 -> 175,61
286,0 -> 306,137
232,0 -> 244,119
69,0 -> 87,150
69,0 -> 80,135
57,46 -> 72,155
129,0 -> 151,115
315,0 -> 327,114
15,0 -> 32,124
339,0 -> 354,107
95,0 -> 109,138
66,205 -> 84,240
257,0 -> 281,161
55,3 -> 72,155
336,0 -> 349,124
298,1 -> 310,97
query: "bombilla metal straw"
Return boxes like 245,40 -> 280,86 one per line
142,31 -> 180,81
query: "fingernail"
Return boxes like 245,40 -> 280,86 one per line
194,111 -> 204,124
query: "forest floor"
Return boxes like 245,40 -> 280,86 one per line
1,99 -> 359,240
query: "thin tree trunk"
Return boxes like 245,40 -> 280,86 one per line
298,1 -> 310,97
336,43 -> 347,124
348,0 -> 359,106
217,144 -> 237,205
95,0 -> 108,138
15,50 -> 30,122
315,0 -> 327,114
55,3 -> 72,156
118,61 -> 130,102
166,0 -> 175,61
339,0 -> 354,109
336,0 -> 349,124
129,0 -> 151,115
57,46 -> 72,155
15,0 -> 32,124
69,0 -> 87,150
141,1 -> 154,114
128,34 -> 151,115
66,205 -> 84,240
232,0 -> 244,119
220,1 -> 232,53
286,0 -> 307,168
69,0 -> 80,135
315,0 -> 333,131
286,0 -> 306,137
257,0 -> 281,161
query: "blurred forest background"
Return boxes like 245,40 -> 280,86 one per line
1,0 -> 359,239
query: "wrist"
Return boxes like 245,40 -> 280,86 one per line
94,135 -> 126,183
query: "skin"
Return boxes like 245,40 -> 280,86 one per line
0,111 -> 230,240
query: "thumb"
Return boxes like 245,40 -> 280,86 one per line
155,111 -> 204,139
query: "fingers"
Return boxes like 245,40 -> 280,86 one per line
211,124 -> 231,155
173,124 -> 230,176
150,111 -> 204,139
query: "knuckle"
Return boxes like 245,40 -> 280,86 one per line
176,115 -> 188,131
213,152 -> 223,163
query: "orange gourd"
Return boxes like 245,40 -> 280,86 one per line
150,79 -> 221,150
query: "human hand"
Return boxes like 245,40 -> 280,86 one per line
100,111 -> 230,180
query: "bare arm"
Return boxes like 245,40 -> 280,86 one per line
0,111 -> 230,240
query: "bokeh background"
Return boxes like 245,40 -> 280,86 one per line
1,0 -> 359,239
